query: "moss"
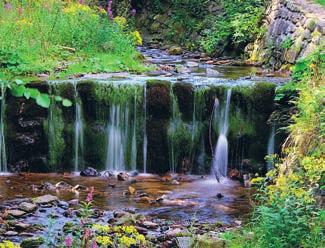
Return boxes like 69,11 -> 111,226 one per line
229,109 -> 255,138
146,80 -> 172,119
44,102 -> 65,170
173,82 -> 194,121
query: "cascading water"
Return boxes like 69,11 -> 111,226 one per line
105,104 -> 129,171
0,83 -> 7,172
267,125 -> 276,171
130,94 -> 137,171
168,89 -> 182,173
212,89 -> 232,180
73,82 -> 84,172
143,86 -> 148,173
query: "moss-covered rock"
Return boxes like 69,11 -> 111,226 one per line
146,80 -> 171,119
173,82 -> 194,121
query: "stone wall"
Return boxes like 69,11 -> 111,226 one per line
247,0 -> 325,69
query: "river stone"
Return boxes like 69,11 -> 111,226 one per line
80,167 -> 101,177
19,202 -> 37,212
33,195 -> 58,205
21,237 -> 44,248
168,46 -> 183,55
165,228 -> 184,237
5,231 -> 18,236
142,221 -> 159,229
7,209 -> 26,218
14,222 -> 31,231
186,61 -> 199,67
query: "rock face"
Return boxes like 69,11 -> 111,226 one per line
80,167 -> 101,177
247,0 -> 325,68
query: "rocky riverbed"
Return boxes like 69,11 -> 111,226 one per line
0,172 -> 250,247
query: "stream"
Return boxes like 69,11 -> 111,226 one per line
0,47 -> 287,244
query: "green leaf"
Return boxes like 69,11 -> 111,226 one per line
11,85 -> 26,97
28,88 -> 40,99
36,93 -> 51,108
62,99 -> 72,107
55,96 -> 63,102
14,79 -> 24,85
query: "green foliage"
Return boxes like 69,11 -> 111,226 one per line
223,197 -> 325,248
280,37 -> 293,50
200,0 -> 266,55
0,0 -> 144,77
220,48 -> 325,248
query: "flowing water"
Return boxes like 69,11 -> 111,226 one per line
143,86 -> 148,173
105,104 -> 129,171
73,82 -> 84,172
0,84 -> 7,172
212,89 -> 232,180
0,173 -> 250,224
131,95 -> 137,171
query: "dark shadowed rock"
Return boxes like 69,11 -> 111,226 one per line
80,167 -> 101,177
117,172 -> 129,181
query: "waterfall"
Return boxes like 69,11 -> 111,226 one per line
212,89 -> 232,180
267,125 -> 276,171
105,104 -> 129,171
143,86 -> 147,173
73,82 -> 84,172
0,83 -> 7,172
130,94 -> 137,171
168,90 -> 182,173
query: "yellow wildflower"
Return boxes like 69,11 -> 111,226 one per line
121,225 -> 138,235
16,18 -> 32,27
0,241 -> 20,248
131,31 -> 143,46
119,235 -> 136,247
96,236 -> 113,246
63,3 -> 92,15
93,224 -> 110,233
114,16 -> 127,28
135,233 -> 146,244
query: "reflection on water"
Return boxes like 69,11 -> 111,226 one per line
0,174 -> 251,224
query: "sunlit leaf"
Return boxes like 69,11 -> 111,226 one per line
36,93 -> 50,108
62,99 -> 72,107
11,85 -> 26,97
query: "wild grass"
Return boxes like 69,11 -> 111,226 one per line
0,0 -> 145,79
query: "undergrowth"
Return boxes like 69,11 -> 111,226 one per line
221,48 -> 325,247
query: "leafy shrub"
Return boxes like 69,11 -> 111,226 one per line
200,0 -> 267,55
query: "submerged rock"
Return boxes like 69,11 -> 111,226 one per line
80,167 -> 101,177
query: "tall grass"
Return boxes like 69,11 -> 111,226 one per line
0,0 -> 144,77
